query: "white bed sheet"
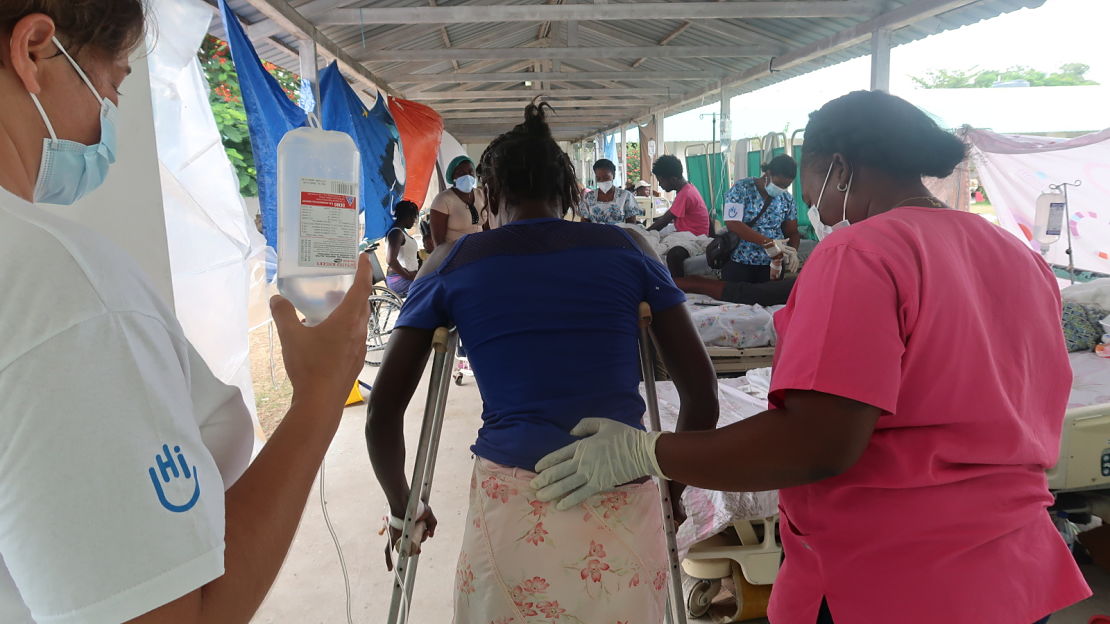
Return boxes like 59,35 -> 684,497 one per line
1069,351 -> 1110,409
685,296 -> 783,349
644,375 -> 778,557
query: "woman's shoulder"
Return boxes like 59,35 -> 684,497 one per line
0,198 -> 178,361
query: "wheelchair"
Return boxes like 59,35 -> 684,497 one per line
364,242 -> 405,365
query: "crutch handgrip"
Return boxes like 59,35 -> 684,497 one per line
432,327 -> 450,353
638,301 -> 652,329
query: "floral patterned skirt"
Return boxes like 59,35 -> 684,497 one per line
453,458 -> 669,624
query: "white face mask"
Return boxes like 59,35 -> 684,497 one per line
806,161 -> 853,241
765,178 -> 787,198
597,180 -> 614,193
454,175 -> 477,193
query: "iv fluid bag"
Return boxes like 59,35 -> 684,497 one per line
276,127 -> 361,325
1033,191 -> 1066,246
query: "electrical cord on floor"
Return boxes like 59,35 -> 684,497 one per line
319,459 -> 354,624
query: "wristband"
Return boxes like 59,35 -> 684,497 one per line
384,501 -> 426,531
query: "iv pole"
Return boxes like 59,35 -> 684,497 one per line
1049,179 -> 1082,285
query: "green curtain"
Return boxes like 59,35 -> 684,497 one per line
687,152 -> 729,230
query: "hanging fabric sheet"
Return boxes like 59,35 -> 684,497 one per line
319,62 -> 406,242
389,97 -> 444,208
965,128 -> 1110,275
217,0 -> 307,250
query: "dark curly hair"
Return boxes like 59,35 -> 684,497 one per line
392,200 -> 419,222
592,158 -> 616,174
651,154 -> 683,179
0,0 -> 147,58
803,90 -> 966,179
762,154 -> 797,180
479,101 -> 580,216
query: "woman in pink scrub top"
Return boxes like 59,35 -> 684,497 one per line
530,90 -> 1090,624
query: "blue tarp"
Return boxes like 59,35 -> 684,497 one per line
319,63 -> 405,242
217,0 -> 306,249
602,133 -> 618,179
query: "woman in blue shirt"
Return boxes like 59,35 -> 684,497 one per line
366,103 -> 718,623
722,155 -> 802,283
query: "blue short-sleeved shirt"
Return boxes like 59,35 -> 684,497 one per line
395,218 -> 686,470
723,177 -> 797,265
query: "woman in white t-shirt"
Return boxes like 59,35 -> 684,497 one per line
0,4 -> 372,623
385,200 -> 420,296
429,155 -> 488,247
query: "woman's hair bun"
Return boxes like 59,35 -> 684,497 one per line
804,90 -> 967,179
519,100 -> 554,138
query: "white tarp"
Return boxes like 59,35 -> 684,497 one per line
966,128 -> 1110,275
148,0 -> 266,442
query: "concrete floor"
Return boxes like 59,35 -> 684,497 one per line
253,363 -> 1110,623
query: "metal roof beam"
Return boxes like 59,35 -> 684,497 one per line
359,45 -> 779,62
585,0 -> 987,141
438,100 -> 651,112
230,0 -> 399,97
390,70 -> 723,84
442,111 -> 641,120
411,88 -> 672,99
317,2 -> 875,25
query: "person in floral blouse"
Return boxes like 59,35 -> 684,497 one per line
578,159 -> 642,225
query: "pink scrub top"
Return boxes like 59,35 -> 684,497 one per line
768,206 -> 1091,624
670,183 -> 710,236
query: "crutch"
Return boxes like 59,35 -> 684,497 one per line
638,302 -> 689,624
387,326 -> 459,624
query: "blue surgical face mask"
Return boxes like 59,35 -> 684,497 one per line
454,175 -> 477,193
765,177 -> 787,198
29,37 -> 118,206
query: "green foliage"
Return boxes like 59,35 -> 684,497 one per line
198,35 -> 301,197
625,142 -> 641,182
912,63 -> 1099,89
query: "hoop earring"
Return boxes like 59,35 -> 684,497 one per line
836,183 -> 849,192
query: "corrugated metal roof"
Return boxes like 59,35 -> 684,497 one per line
212,0 -> 1047,140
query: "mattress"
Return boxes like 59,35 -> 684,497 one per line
685,296 -> 783,349
644,376 -> 778,557
1069,351 -> 1110,409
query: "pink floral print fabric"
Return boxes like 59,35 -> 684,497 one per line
453,458 -> 669,624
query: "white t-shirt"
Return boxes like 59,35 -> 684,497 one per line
0,188 -> 254,623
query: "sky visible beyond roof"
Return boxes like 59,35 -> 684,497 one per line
648,0 -> 1110,142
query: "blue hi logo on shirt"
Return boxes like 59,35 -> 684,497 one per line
149,444 -> 200,513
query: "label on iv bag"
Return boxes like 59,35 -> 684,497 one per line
1047,202 -> 1065,237
298,177 -> 359,269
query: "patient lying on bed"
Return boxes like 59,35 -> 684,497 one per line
676,275 -> 796,306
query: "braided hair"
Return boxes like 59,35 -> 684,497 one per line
478,101 -> 580,217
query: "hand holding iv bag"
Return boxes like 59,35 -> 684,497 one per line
276,127 -> 361,325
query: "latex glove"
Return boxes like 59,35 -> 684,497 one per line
776,239 -> 801,273
769,257 -> 784,281
761,239 -> 784,260
530,418 -> 666,511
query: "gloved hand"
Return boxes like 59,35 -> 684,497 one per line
776,240 -> 801,273
761,239 -> 784,260
531,418 -> 667,511
769,257 -> 785,281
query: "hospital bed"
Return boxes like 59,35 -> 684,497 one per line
648,352 -> 1110,621
1049,352 -> 1110,520
651,297 -> 781,379
645,374 -> 780,621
